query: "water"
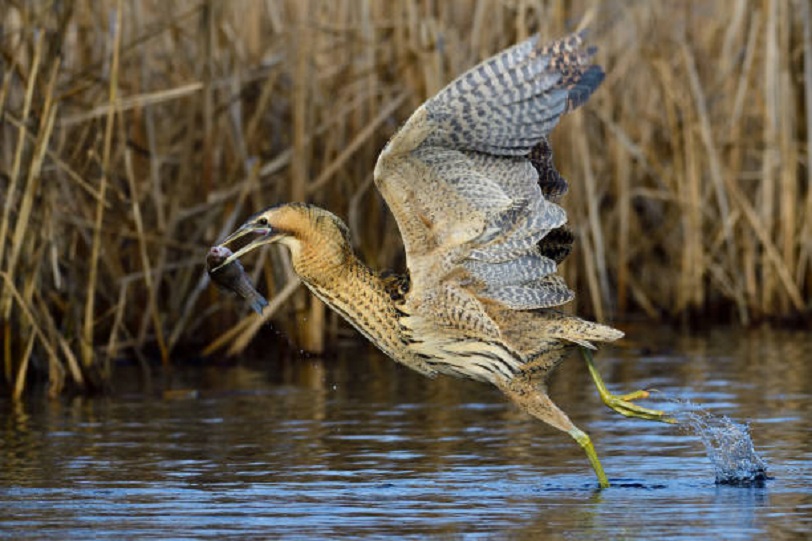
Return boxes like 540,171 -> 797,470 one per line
675,405 -> 768,486
2,327 -> 810,539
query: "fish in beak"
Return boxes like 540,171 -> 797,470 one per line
206,244 -> 268,315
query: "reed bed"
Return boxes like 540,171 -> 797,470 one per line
1,0 -> 809,397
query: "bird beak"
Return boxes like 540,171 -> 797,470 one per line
211,224 -> 274,272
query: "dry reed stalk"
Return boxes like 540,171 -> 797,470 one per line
2,31 -> 56,392
34,292 -> 83,390
168,160 -> 265,351
226,276 -> 303,356
203,276 -> 301,356
0,273 -> 66,394
0,33 -> 42,305
612,124 -> 631,315
729,186 -> 805,310
306,91 -> 408,195
81,0 -> 123,368
773,2 -> 798,316
572,114 -> 610,320
59,82 -> 205,127
291,0 -> 311,203
1,0 -> 809,398
12,332 -> 35,401
577,221 -> 605,324
802,0 -> 812,292
289,0 -> 321,352
681,40 -> 747,319
725,13 -> 761,313
682,110 -> 704,312
8,64 -> 58,305
761,0 -> 780,314
2,322 -> 9,384
651,57 -> 688,314
123,145 -> 168,363
2,113 -> 108,202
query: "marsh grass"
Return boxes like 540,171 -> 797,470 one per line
1,0 -> 809,396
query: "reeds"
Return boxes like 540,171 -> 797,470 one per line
1,0 -> 809,397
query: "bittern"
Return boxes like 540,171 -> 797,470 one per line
214,32 -> 672,488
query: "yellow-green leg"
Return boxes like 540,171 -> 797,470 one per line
580,347 -> 675,424
498,376 -> 612,489
568,427 -> 610,489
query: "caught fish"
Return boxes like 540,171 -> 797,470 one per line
206,245 -> 268,314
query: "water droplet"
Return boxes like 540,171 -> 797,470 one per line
673,401 -> 769,486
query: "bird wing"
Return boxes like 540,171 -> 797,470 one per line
373,32 -> 603,321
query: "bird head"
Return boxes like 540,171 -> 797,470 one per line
212,203 -> 351,273
212,206 -> 291,272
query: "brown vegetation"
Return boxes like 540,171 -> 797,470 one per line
1,0 -> 810,397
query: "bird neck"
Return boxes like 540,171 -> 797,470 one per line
286,233 -> 407,361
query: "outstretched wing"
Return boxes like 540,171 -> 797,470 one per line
373,32 -> 602,314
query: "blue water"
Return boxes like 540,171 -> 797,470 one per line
1,327 -> 810,539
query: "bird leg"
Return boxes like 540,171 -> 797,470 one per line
580,347 -> 675,424
498,377 -> 610,489
568,427 -> 609,489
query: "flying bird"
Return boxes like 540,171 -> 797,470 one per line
213,31 -> 672,488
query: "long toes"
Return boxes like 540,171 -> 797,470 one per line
609,397 -> 675,423
618,389 -> 650,402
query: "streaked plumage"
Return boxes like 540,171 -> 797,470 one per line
214,32 -> 670,488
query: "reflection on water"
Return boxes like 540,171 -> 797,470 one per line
1,327 -> 810,539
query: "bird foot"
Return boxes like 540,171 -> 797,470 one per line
598,387 -> 676,424
580,347 -> 676,424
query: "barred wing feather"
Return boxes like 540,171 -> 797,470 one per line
373,32 -> 603,314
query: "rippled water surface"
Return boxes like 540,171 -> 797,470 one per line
2,327 -> 810,539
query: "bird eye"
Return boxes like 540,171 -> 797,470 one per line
256,217 -> 269,227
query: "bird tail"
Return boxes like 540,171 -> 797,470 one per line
543,310 -> 624,349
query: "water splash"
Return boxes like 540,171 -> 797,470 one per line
673,402 -> 769,486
